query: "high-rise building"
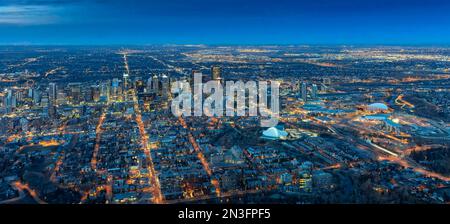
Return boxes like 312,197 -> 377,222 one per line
311,84 -> 318,99
91,85 -> 100,102
301,82 -> 307,102
48,82 -> 57,106
152,75 -> 159,94
134,77 -> 144,93
5,89 -> 16,113
161,74 -> 170,99
100,81 -> 110,102
33,88 -> 41,106
146,76 -> 153,93
123,73 -> 129,90
211,66 -> 221,80
111,78 -> 120,101
68,83 -> 82,105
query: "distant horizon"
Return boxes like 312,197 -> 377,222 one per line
1,43 -> 450,47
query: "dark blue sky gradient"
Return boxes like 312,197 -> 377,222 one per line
0,0 -> 449,45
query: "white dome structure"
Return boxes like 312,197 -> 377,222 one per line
262,127 -> 288,140
368,103 -> 389,111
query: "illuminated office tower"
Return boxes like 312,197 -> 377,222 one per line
301,82 -> 308,102
68,83 -> 82,105
311,84 -> 318,99
211,66 -> 221,80
33,88 -> 41,106
161,74 -> 170,99
134,77 -> 144,93
91,85 -> 100,102
146,76 -> 153,93
152,74 -> 159,94
123,73 -> 129,90
111,78 -> 120,101
48,82 -> 57,106
100,82 -> 110,102
5,89 -> 16,113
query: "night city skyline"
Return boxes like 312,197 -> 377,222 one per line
1,1 -> 450,222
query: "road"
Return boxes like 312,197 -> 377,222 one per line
124,53 -> 164,203
4,181 -> 47,204
91,111 -> 106,171
132,89 -> 164,203
179,116 -> 222,197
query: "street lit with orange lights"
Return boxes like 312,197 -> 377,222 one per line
91,111 -> 106,171
179,116 -> 222,197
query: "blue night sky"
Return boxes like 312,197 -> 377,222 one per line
0,0 -> 450,45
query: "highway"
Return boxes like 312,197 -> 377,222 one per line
395,94 -> 415,109
12,181 -> 47,204
44,67 -> 64,77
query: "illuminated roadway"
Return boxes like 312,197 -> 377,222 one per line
44,67 -> 64,77
124,52 -> 164,203
178,116 -> 222,197
132,89 -> 164,203
91,111 -> 106,171
12,181 -> 47,204
395,94 -> 415,109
